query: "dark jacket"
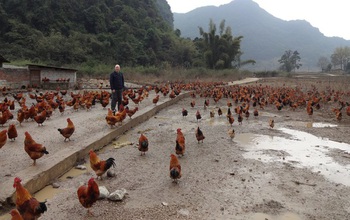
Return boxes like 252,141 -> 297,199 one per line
110,71 -> 125,90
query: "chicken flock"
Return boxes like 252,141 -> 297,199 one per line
1,79 -> 350,219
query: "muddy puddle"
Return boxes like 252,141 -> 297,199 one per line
235,127 -> 350,186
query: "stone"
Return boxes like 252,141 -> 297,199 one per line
75,165 -> 87,170
108,188 -> 127,201
52,182 -> 60,188
178,209 -> 190,217
98,186 -> 110,199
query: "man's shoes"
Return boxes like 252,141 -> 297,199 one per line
112,109 -> 116,115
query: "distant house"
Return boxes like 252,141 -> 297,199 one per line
28,64 -> 77,90
0,55 -> 77,89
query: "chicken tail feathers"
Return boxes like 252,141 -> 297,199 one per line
37,201 -> 48,214
43,150 -> 49,154
175,141 -> 182,152
140,141 -> 148,149
170,168 -> 181,179
106,158 -> 116,170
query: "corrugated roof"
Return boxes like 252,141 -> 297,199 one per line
27,64 -> 77,71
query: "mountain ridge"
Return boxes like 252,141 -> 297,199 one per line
173,0 -> 350,71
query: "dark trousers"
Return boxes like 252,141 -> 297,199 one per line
111,89 -> 123,111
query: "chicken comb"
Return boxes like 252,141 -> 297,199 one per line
88,177 -> 95,184
13,177 -> 22,188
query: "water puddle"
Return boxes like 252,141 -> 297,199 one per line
250,212 -> 302,220
307,122 -> 337,128
235,128 -> 350,186
34,185 -> 63,202
59,166 -> 89,180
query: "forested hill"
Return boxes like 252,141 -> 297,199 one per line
0,0 -> 179,67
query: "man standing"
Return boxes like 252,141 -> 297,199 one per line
110,64 -> 125,113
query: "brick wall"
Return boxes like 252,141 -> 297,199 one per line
0,68 -> 30,89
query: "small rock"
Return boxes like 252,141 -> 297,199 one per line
178,209 -> 190,217
162,202 -> 168,206
66,176 -> 73,179
75,165 -> 87,170
107,170 -> 116,177
52,182 -> 60,188
98,186 -> 110,199
108,188 -> 127,201
230,172 -> 235,176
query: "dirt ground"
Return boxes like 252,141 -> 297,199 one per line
1,75 -> 350,220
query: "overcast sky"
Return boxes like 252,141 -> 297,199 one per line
166,0 -> 350,40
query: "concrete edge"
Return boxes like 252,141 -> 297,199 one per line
0,92 -> 190,206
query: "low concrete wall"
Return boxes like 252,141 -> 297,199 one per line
0,92 -> 190,206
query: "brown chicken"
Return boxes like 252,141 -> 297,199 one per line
175,128 -> 185,156
182,108 -> 188,117
89,150 -> 116,180
346,106 -> 350,116
210,109 -> 215,118
227,115 -> 235,126
218,107 -> 223,116
269,119 -> 275,129
33,110 -> 47,126
170,154 -> 182,183
24,131 -> 49,165
0,129 -> 7,149
13,177 -> 47,220
17,109 -> 25,126
0,110 -> 10,126
196,110 -> 202,121
228,128 -> 235,141
10,209 -> 24,220
238,113 -> 243,125
126,106 -> 139,119
195,126 -> 205,143
253,109 -> 259,118
138,133 -> 149,156
58,118 -> 75,141
77,177 -> 100,216
152,95 -> 160,105
190,100 -> 195,108
8,124 -> 18,141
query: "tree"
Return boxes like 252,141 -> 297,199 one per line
317,56 -> 331,72
331,47 -> 350,70
278,50 -> 302,72
197,19 -> 254,69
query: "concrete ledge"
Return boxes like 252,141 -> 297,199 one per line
0,92 -> 190,206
